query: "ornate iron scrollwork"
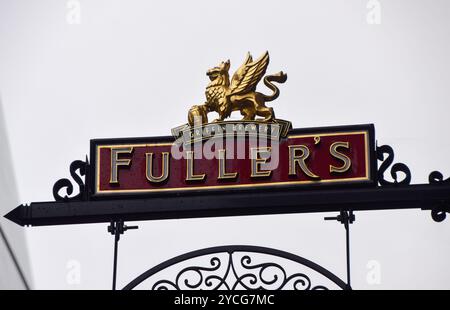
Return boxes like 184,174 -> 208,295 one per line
376,145 -> 411,186
429,171 -> 450,184
428,171 -> 450,222
152,257 -> 225,290
52,157 -> 89,201
123,245 -> 349,290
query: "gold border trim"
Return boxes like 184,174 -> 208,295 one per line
95,131 -> 370,195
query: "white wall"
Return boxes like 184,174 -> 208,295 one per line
0,0 -> 449,289
0,100 -> 31,289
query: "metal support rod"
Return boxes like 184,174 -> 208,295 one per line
6,183 -> 450,227
112,222 -> 119,290
325,210 -> 354,288
345,216 -> 351,287
108,220 -> 138,290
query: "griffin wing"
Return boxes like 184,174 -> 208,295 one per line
229,51 -> 270,96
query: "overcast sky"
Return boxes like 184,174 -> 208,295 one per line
0,0 -> 449,289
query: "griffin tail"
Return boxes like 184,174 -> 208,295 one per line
262,71 -> 287,102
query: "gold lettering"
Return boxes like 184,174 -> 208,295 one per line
251,147 -> 272,178
145,152 -> 170,183
218,149 -> 238,180
288,145 -> 320,179
109,147 -> 133,184
186,151 -> 206,181
329,142 -> 351,173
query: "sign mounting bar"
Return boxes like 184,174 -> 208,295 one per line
5,183 -> 450,227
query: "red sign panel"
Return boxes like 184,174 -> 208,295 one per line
90,124 -> 375,197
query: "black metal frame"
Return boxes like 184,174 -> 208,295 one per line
88,123 -> 377,199
4,123 -> 450,290
6,123 -> 445,227
6,182 -> 449,227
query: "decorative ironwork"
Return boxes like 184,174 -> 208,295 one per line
376,145 -> 411,186
429,171 -> 450,184
52,157 -> 89,201
123,245 -> 349,290
428,171 -> 450,222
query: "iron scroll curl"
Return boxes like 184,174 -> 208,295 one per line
376,145 -> 411,186
52,158 -> 89,201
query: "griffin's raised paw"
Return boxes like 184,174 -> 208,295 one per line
188,105 -> 209,126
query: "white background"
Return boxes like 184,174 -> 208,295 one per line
0,0 -> 449,289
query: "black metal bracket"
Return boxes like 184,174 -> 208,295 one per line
52,156 -> 90,202
324,210 -> 355,227
377,144 -> 450,223
428,171 -> 450,222
376,144 -> 411,186
325,210 -> 354,288
107,220 -> 138,290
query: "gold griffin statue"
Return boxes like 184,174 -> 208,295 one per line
188,51 -> 287,126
